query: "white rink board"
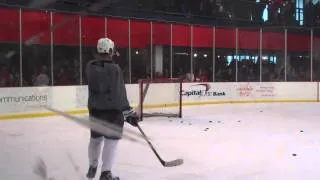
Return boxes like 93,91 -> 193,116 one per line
318,82 -> 320,102
182,82 -> 318,103
0,82 -> 319,117
144,83 -> 181,105
231,82 -> 318,102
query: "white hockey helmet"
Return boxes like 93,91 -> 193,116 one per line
97,37 -> 115,54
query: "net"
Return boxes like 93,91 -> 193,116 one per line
138,78 -> 183,121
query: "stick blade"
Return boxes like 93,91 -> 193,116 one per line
163,159 -> 184,167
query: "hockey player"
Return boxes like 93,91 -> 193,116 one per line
86,37 -> 139,180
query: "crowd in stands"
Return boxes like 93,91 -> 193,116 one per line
305,0 -> 320,27
1,46 -> 320,88
135,0 -> 320,27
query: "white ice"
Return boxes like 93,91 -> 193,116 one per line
1,103 -> 320,180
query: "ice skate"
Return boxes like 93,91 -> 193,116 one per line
86,166 -> 97,179
100,171 -> 120,180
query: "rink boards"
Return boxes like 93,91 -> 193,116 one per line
0,82 -> 319,120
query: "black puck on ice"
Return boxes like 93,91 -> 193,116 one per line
238,120 -> 241,123
260,110 -> 263,112
180,121 -> 184,123
300,130 -> 304,133
292,153 -> 297,156
209,121 -> 213,123
217,121 -> 221,123
204,128 -> 209,131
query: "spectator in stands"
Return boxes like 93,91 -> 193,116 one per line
185,72 -> 195,82
316,2 -> 320,26
252,0 -> 266,23
33,65 -> 50,86
195,69 -> 209,82
0,64 -> 13,87
56,67 -> 72,86
282,0 -> 294,25
305,0 -> 316,27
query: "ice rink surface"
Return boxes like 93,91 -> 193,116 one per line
1,102 -> 320,180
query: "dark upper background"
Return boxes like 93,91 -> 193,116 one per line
0,0 -> 319,27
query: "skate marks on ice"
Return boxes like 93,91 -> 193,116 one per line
66,152 -> 86,180
0,128 -> 24,138
33,157 -> 55,180
164,173 -> 206,180
33,152 -> 86,180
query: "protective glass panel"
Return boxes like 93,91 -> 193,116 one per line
0,7 -> 20,87
22,10 -> 51,86
262,27 -> 285,82
238,27 -> 261,82
287,28 -> 311,81
52,12 -> 80,85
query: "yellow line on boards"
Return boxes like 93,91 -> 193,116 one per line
0,109 -> 88,121
0,99 -> 318,121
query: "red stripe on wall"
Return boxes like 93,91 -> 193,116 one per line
238,29 -> 260,50
52,12 -> 80,46
287,33 -> 310,52
131,20 -> 151,49
216,28 -> 236,49
193,26 -> 213,48
0,8 -> 19,42
22,10 -> 51,45
262,31 -> 285,51
172,24 -> 191,47
0,8 -> 316,52
106,18 -> 129,48
152,22 -> 170,46
82,16 -> 105,46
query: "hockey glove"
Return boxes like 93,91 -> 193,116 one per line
123,108 -> 139,127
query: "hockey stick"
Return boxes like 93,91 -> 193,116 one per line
43,106 -> 145,145
135,80 -> 184,167
136,124 -> 184,167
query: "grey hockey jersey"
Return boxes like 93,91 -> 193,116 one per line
86,59 -> 130,111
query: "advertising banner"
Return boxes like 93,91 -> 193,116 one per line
182,82 -> 231,103
0,87 -> 53,114
233,82 -> 276,101
233,82 -> 317,101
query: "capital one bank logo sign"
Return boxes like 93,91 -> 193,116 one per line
182,83 -> 226,97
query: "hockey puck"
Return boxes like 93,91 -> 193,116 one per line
300,130 -> 304,133
292,153 -> 297,156
180,121 -> 184,123
204,128 -> 209,131
238,120 -> 241,123
209,121 -> 213,123
260,110 -> 263,112
217,121 -> 221,123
